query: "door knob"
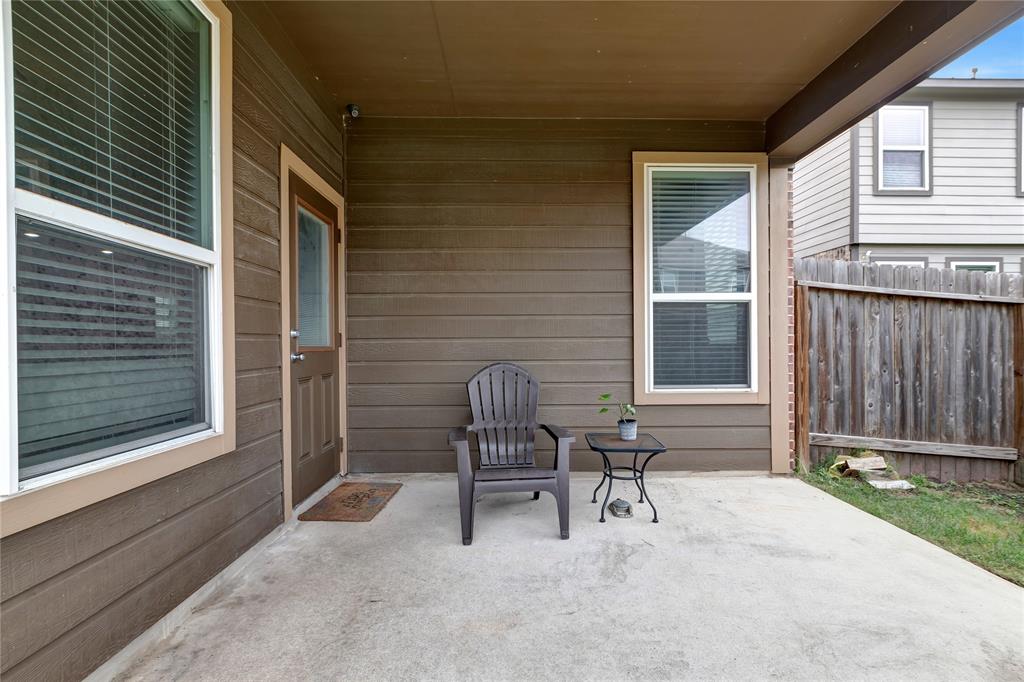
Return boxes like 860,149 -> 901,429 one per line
290,353 -> 305,362
289,329 -> 300,338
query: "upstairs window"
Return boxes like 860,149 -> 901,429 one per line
875,104 -> 931,194
2,0 -> 225,488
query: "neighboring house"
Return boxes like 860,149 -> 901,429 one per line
793,79 -> 1024,273
0,1 -> 1019,679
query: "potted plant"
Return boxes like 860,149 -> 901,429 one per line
598,393 -> 638,441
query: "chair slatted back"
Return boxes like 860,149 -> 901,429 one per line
467,362 -> 540,468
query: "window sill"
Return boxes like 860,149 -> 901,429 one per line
634,388 -> 769,406
0,428 -> 235,537
872,187 -> 932,197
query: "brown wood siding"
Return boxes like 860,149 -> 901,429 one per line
346,118 -> 770,473
0,5 -> 344,679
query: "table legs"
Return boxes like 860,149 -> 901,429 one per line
590,450 -> 659,523
633,452 -> 644,503
598,451 -> 613,522
639,453 -> 659,523
590,470 -> 607,504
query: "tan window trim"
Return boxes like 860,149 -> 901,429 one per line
631,152 -> 769,406
0,0 -> 234,538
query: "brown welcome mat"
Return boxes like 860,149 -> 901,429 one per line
299,481 -> 402,522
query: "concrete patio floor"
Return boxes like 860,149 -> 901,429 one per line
113,474 -> 1023,681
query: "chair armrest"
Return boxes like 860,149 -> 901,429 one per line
449,426 -> 473,477
540,423 -> 575,443
449,426 -> 470,444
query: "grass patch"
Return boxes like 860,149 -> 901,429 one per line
802,457 -> 1024,586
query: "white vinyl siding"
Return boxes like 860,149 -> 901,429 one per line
792,129 -> 851,257
860,245 -> 1024,275
857,99 -> 1024,245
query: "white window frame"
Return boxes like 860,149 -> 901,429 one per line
1017,102 -> 1023,197
0,0 -> 235,533
876,104 -> 931,192
632,153 -> 769,406
950,261 -> 1001,273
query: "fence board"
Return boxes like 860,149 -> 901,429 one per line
795,258 -> 1022,483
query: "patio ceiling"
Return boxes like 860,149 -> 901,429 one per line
260,0 -> 1024,158
265,0 -> 898,121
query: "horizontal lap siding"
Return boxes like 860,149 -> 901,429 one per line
792,129 -> 852,257
346,118 -> 770,473
0,4 -> 344,679
857,101 -> 1024,245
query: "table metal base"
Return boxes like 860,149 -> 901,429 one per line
590,450 -> 659,523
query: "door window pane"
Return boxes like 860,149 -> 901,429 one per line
16,217 -> 208,479
297,205 -> 332,347
12,0 -> 212,246
652,302 -> 750,388
651,170 -> 751,294
882,150 -> 924,188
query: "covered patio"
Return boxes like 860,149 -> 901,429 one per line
108,475 -> 1023,681
3,1 -> 1024,679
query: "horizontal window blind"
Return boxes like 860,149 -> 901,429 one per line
12,0 -> 212,246
651,170 -> 751,294
652,302 -> 750,388
880,108 -> 925,146
16,218 -> 209,479
882,150 -> 924,188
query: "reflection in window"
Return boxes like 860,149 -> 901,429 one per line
296,205 -> 331,347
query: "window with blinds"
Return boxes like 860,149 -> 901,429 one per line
7,0 -> 216,482
12,0 -> 212,246
877,105 -> 929,192
16,219 -> 209,479
647,167 -> 754,389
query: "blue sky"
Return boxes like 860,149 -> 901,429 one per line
931,17 -> 1024,78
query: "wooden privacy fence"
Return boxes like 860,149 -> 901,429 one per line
794,258 -> 1024,483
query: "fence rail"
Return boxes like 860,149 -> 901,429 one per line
794,258 -> 1024,483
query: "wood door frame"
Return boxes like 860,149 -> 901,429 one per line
279,145 -> 346,519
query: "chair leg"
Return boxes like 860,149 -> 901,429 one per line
556,475 -> 570,540
532,491 -> 540,500
458,472 -> 475,546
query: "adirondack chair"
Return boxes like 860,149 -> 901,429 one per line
448,362 -> 574,545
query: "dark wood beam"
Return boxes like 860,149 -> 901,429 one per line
766,0 -> 1024,159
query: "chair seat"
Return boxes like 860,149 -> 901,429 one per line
475,467 -> 555,482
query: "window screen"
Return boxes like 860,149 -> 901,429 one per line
12,0 -> 212,246
882,150 -> 924,188
9,0 -> 216,481
649,168 -> 753,389
16,218 -> 209,479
